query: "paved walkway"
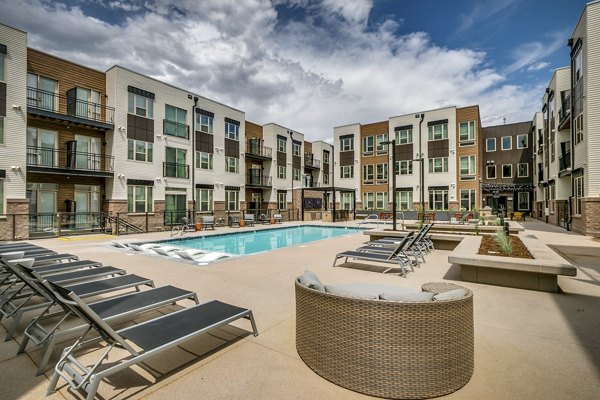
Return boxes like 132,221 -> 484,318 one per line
1,221 -> 599,399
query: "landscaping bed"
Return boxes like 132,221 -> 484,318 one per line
478,234 -> 534,259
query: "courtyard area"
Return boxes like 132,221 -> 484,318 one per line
1,219 -> 599,399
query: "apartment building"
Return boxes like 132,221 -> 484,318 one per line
532,111 -> 545,218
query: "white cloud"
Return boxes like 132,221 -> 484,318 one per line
456,0 -> 519,37
526,61 -> 550,72
505,32 -> 567,74
0,0 -> 546,140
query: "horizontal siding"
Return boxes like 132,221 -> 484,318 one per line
586,4 -> 600,196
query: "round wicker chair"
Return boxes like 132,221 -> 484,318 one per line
295,281 -> 474,399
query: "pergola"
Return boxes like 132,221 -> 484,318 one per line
299,186 -> 356,222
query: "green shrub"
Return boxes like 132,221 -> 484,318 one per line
494,229 -> 512,254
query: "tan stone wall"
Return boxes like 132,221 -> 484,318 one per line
0,199 -> 29,240
573,197 -> 600,237
106,199 -> 166,233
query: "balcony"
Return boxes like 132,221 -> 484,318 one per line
163,119 -> 190,139
559,141 -> 571,176
246,173 -> 272,188
304,155 -> 321,169
245,141 -> 272,160
558,92 -> 572,130
27,87 -> 115,130
26,146 -> 114,177
163,162 -> 189,179
537,171 -> 544,184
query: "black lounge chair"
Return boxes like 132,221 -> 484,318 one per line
333,232 -> 416,277
46,281 -> 258,400
228,215 -> 240,227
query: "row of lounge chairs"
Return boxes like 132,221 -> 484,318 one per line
113,241 -> 233,263
332,224 -> 435,277
0,241 -> 258,400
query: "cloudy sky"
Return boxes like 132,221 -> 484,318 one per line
0,0 -> 588,141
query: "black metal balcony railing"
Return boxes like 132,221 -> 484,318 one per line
163,162 -> 189,178
559,152 -> 571,171
304,156 -> 321,169
246,142 -> 272,158
538,171 -> 544,183
163,119 -> 190,139
559,92 -> 572,123
26,146 -> 114,172
246,174 -> 272,187
27,87 -> 115,125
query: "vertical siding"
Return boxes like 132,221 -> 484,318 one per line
0,24 -> 27,201
585,3 -> 600,196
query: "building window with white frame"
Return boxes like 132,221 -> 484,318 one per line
340,192 -> 353,210
486,138 -> 496,152
395,127 -> 412,144
362,164 -> 374,184
340,136 -> 354,151
363,192 -> 374,209
127,185 -> 153,213
459,121 -> 476,145
362,136 -> 374,156
376,134 -> 388,155
341,165 -> 353,178
397,191 -> 413,210
574,176 -> 584,214
502,164 -> 512,178
225,189 -> 239,211
293,168 -> 300,181
277,191 -> 287,210
292,142 -> 301,156
397,160 -> 412,175
516,134 -> 528,149
197,113 -> 213,134
278,165 -> 286,179
517,192 -> 529,211
323,150 -> 330,164
573,46 -> 583,83
486,165 -> 496,179
0,178 -> 4,214
428,122 -> 448,141
375,192 -> 388,209
195,151 -> 213,170
574,113 -> 584,144
549,184 -> 556,213
428,157 -> 448,173
164,104 -> 188,138
277,138 -> 286,152
195,188 -> 213,211
225,121 -> 239,140
127,139 -> 153,162
429,189 -> 448,210
517,163 -> 529,178
376,163 -> 388,183
323,173 -> 329,185
225,156 -> 239,173
128,93 -> 153,118
501,136 -> 512,150
459,156 -> 476,180
460,189 -> 476,211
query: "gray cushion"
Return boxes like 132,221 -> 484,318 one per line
324,284 -> 378,300
379,291 -> 434,302
334,283 -> 418,298
298,270 -> 325,292
433,288 -> 469,301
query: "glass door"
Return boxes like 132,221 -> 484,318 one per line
75,135 -> 101,170
27,73 -> 58,111
76,87 -> 101,120
165,193 -> 187,225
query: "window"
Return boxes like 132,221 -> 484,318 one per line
340,193 -> 353,210
195,151 -> 213,170
517,163 -> 529,178
459,156 -> 476,180
165,147 -> 187,178
196,188 -> 213,211
428,123 -> 448,141
225,122 -> 239,140
341,165 -> 353,178
340,136 -> 354,151
277,191 -> 287,209
0,116 -> 3,144
575,113 -> 584,144
397,160 -> 413,175
293,168 -> 300,181
323,150 -> 330,164
517,192 -> 529,211
502,136 -> 512,150
128,93 -> 153,118
574,176 -> 584,214
549,185 -> 556,213
376,134 -> 388,154
0,52 -> 4,81
323,173 -> 329,185
573,47 -> 583,83
225,190 -> 239,211
428,157 -> 448,173
225,157 -> 239,173
164,104 -> 187,138
517,134 -> 528,149
376,163 -> 388,183
397,191 -> 413,210
486,165 -> 496,179
395,128 -> 412,144
362,193 -> 374,209
277,138 -> 286,152
460,190 -> 476,211
0,179 -> 4,214
292,142 -> 301,156
429,189 -> 448,210
127,139 -> 153,162
502,164 -> 512,178
362,136 -> 374,156
375,192 -> 388,209
459,121 -> 476,145
27,74 -> 59,111
362,164 -> 374,184
127,185 -> 153,213
486,138 -> 496,152
197,113 -> 213,134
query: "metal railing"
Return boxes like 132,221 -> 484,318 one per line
163,119 -> 190,139
26,146 -> 114,173
245,142 -> 272,158
163,162 -> 189,178
304,155 -> 321,168
27,87 -> 115,124
246,174 -> 272,186
559,151 -> 571,171
559,92 -> 572,124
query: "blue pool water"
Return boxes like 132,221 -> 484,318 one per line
160,225 -> 364,255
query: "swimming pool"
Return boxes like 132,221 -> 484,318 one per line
158,225 -> 364,255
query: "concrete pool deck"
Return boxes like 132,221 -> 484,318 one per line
1,219 -> 600,399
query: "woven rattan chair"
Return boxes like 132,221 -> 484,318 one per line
295,281 -> 474,399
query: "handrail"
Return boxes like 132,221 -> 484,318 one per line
26,146 -> 114,172
163,162 -> 189,178
356,214 -> 380,228
163,119 -> 190,139
27,87 -> 114,125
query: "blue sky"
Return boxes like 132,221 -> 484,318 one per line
0,0 -> 591,140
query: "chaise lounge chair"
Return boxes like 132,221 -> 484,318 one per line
201,215 -> 215,230
244,213 -> 256,227
274,214 -> 283,223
